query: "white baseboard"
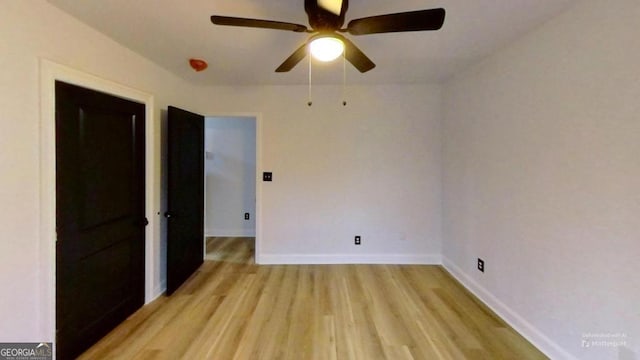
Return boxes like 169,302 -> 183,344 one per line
442,257 -> 577,360
258,253 -> 441,265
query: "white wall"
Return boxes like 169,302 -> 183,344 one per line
442,1 -> 640,359
193,85 -> 443,264
205,117 -> 256,237
0,0 -> 201,342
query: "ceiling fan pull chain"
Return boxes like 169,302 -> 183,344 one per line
342,48 -> 347,106
308,54 -> 313,107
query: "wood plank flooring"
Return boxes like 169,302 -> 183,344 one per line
79,238 -> 547,359
205,237 -> 255,263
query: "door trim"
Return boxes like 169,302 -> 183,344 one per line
39,59 -> 157,342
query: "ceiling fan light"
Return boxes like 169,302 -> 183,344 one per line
309,36 -> 344,62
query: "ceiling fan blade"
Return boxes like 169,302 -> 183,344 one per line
335,34 -> 375,73
275,43 -> 308,72
346,8 -> 445,35
211,15 -> 309,33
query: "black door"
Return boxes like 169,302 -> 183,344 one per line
166,106 -> 204,295
55,81 -> 146,360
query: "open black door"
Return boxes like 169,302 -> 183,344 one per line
166,106 -> 205,295
56,81 -> 145,359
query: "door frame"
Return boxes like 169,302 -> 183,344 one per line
202,115 -> 260,258
39,59 -> 157,342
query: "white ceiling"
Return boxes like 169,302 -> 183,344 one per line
48,0 -> 577,86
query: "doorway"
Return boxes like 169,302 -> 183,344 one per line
40,60 -> 156,354
204,116 -> 257,263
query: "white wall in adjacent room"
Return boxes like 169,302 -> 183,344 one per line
442,0 -> 640,359
204,117 -> 256,237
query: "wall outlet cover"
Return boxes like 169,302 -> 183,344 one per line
477,258 -> 485,273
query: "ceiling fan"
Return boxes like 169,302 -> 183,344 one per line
211,0 -> 445,73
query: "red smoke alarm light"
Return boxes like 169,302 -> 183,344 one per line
189,58 -> 208,72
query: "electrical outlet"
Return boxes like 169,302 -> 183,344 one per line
477,258 -> 485,273
263,172 -> 273,182
355,236 -> 361,245
244,213 -> 250,220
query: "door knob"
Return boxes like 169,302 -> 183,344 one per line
164,212 -> 173,218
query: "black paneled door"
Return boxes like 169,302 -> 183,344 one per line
55,81 -> 145,359
165,106 -> 204,295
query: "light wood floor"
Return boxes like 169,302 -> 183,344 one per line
80,238 -> 547,359
205,236 -> 255,263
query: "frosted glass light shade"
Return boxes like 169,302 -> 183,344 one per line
309,36 -> 344,62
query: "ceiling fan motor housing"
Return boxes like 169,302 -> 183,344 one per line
305,0 -> 347,31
